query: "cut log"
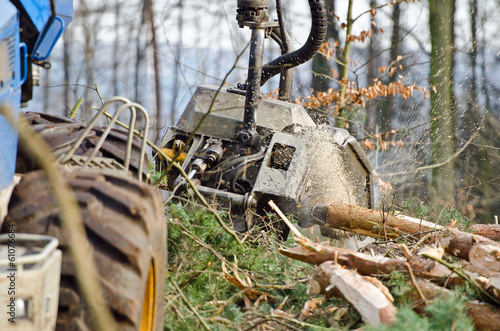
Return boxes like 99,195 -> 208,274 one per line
472,224 -> 500,241
321,201 -> 500,241
409,279 -> 500,331
324,202 -> 441,239
440,227 -> 500,272
311,261 -> 397,325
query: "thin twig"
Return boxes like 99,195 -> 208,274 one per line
405,262 -> 427,305
172,281 -> 211,331
69,96 -> 83,119
268,200 -> 303,238
213,287 -> 253,317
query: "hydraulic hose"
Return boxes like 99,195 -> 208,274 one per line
260,0 -> 327,86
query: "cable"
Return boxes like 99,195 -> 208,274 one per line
260,0 -> 327,85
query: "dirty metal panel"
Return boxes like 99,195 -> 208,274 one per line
252,132 -> 309,201
174,85 -> 315,141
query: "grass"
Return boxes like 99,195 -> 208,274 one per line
163,197 -> 477,330
163,200 -> 363,330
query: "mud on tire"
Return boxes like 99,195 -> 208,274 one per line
2,170 -> 167,331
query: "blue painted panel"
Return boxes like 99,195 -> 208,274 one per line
32,0 -> 74,60
0,0 -> 22,190
18,0 -> 51,32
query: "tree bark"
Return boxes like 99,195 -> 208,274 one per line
321,201 -> 500,241
335,0 -> 353,125
281,236 -> 500,304
144,0 -> 163,143
428,0 -> 457,204
379,1 -> 401,134
280,237 -> 452,280
324,201 -> 442,239
440,227 -> 500,271
409,279 -> 500,331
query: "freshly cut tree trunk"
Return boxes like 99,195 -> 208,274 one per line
324,202 -> 441,239
322,201 -> 500,241
310,261 -> 397,325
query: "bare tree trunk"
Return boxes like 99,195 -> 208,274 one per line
364,0 -> 380,132
170,0 -> 183,128
475,2 -> 495,223
135,4 -> 146,106
379,2 -> 401,134
336,0 -> 353,126
112,0 -> 120,97
144,0 -> 163,143
428,0 -> 457,205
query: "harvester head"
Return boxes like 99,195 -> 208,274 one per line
158,0 -> 373,238
159,86 -> 373,236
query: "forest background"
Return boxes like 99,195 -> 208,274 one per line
29,0 -> 499,224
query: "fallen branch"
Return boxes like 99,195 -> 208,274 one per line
280,236 -> 452,280
282,236 -> 500,305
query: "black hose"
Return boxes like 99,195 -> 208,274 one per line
260,0 -> 327,86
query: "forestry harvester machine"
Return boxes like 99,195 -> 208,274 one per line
159,0 -> 374,239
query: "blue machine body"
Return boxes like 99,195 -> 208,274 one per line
20,0 -> 73,60
0,0 -> 73,190
0,0 -> 25,190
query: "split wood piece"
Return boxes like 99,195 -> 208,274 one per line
323,201 -> 500,241
310,261 -> 397,325
408,279 -> 500,331
282,237 -> 500,304
440,226 -> 500,272
280,236 -> 452,280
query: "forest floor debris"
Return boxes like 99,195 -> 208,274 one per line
164,199 -> 500,330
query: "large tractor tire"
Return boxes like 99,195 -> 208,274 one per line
2,170 -> 167,331
16,112 -> 149,179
